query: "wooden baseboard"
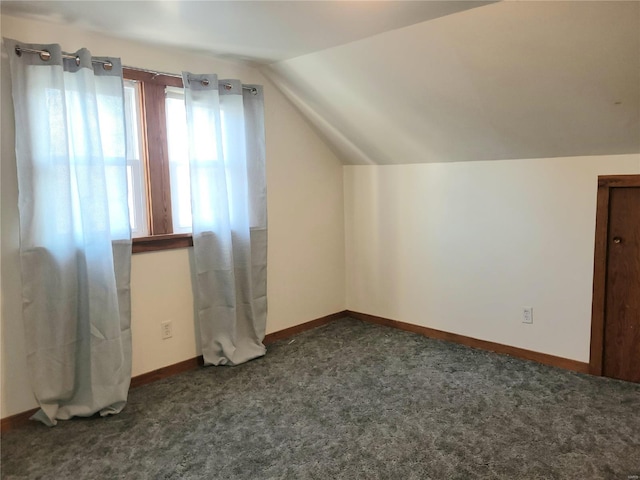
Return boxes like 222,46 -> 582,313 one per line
347,310 -> 590,374
1,310 -> 348,432
129,356 -> 205,389
263,310 -> 348,345
0,408 -> 40,433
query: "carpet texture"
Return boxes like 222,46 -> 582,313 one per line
2,317 -> 640,479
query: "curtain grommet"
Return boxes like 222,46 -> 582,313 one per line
103,62 -> 113,71
223,83 -> 232,91
201,79 -> 210,87
39,50 -> 51,62
75,56 -> 81,66
14,46 -> 22,57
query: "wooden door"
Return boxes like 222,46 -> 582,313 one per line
590,175 -> 640,382
603,187 -> 640,381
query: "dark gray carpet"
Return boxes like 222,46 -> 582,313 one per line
2,317 -> 640,479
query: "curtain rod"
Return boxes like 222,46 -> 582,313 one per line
125,65 -> 257,93
14,45 -> 114,69
14,45 -> 258,94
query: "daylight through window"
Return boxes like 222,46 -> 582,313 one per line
122,69 -> 192,245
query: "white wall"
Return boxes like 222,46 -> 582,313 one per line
345,155 -> 640,362
0,15 -> 345,418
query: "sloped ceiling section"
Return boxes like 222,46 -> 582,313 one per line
265,1 -> 640,165
0,1 -> 494,64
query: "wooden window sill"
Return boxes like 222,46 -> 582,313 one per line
132,233 -> 193,254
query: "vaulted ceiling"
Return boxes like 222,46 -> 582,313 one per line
2,1 -> 639,165
265,1 -> 640,164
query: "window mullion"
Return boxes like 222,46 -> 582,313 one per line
141,82 -> 174,235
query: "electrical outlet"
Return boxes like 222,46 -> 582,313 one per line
161,320 -> 173,339
522,307 -> 533,324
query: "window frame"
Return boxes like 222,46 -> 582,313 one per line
123,68 -> 194,254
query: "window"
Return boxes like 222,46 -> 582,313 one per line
123,68 -> 194,253
123,79 -> 148,238
165,87 -> 192,234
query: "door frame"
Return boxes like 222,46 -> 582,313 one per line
589,174 -> 640,375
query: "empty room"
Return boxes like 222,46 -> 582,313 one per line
1,1 -> 639,478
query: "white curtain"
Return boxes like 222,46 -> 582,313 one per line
5,39 -> 132,426
182,73 -> 267,366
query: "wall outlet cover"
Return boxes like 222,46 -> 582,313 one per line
161,320 -> 173,339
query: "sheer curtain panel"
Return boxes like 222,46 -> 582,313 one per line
182,73 -> 267,366
5,39 -> 132,426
